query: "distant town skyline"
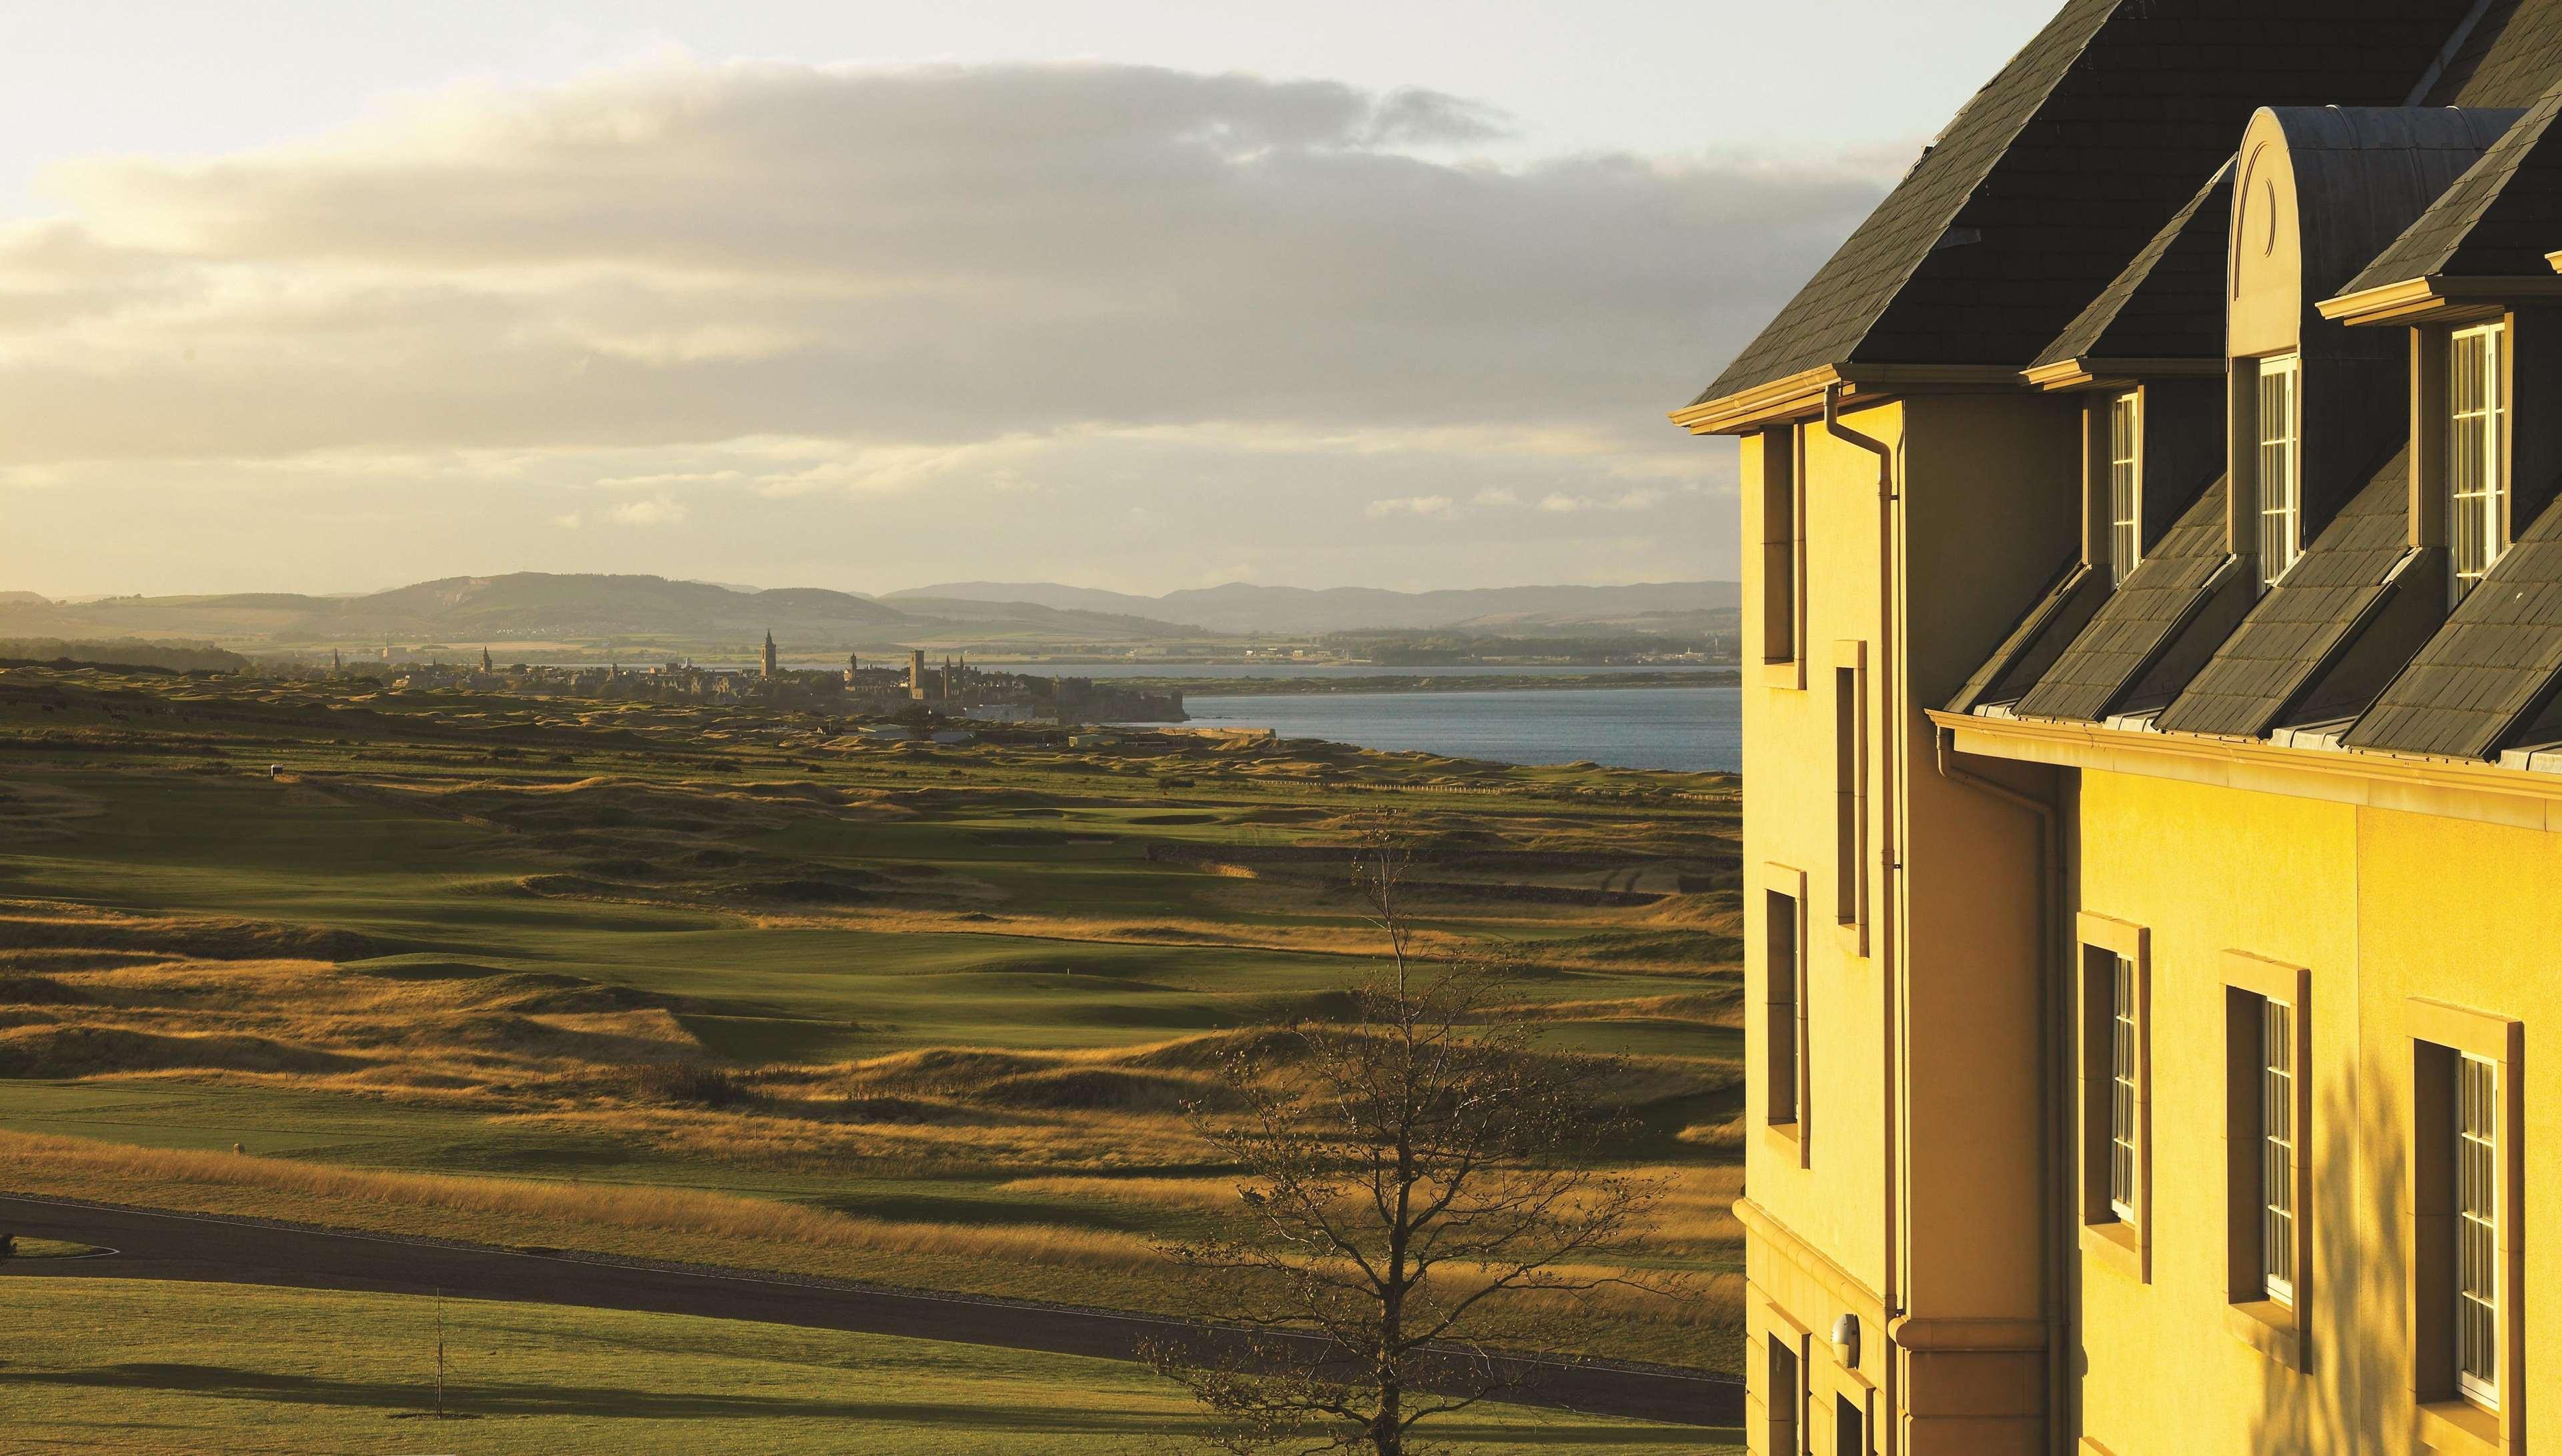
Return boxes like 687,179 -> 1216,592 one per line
1,1 -> 2059,599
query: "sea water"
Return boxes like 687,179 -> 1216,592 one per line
1158,684 -> 1740,774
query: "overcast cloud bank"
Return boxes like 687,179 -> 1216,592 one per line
0,58 -> 1885,596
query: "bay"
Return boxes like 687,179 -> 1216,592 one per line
1162,685 -> 1740,774
1002,661 -> 1690,680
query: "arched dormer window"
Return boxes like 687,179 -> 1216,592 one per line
2228,107 -> 2520,596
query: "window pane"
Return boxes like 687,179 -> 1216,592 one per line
2108,957 -> 2138,1219
1766,890 -> 1799,1126
2260,999 -> 2294,1303
2258,359 -> 2300,588
2110,392 -> 2141,585
2456,1053 -> 2499,1406
2449,324 -> 2508,602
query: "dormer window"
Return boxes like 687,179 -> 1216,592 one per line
2449,321 -> 2509,602
2256,355 -> 2301,587
2109,391 -> 2142,584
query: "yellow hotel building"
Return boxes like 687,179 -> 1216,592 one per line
1678,3 -> 2562,1452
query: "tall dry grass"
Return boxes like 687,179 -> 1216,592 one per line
1,1127 -> 1742,1357
0,1129 -> 1156,1272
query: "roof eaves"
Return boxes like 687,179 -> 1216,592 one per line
2319,273 -> 2562,325
2020,357 -> 2227,393
1669,363 -> 2024,437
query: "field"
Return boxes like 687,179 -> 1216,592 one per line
0,665 -> 1745,1395
0,1279 -> 1741,1453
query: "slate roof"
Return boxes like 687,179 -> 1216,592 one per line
1693,0 -> 2483,410
2031,161 -> 2235,370
2344,492 -> 2562,758
1946,560 -> 2102,714
2340,76 -> 2562,293
1915,0 -> 2562,772
2432,0 -> 2562,109
2152,448 -> 2415,738
2008,478 -> 2230,722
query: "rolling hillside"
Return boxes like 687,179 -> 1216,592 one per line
0,574 -> 1198,657
0,573 -> 1735,658
889,580 -> 1738,635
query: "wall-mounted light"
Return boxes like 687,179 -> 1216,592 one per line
1831,1312 -> 1860,1371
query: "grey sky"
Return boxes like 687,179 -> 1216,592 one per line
0,1 -> 2062,598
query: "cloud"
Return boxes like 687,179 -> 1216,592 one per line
606,496 -> 688,526
0,57 -> 1876,592
1537,487 -> 1665,514
1364,494 -> 1454,518
1,60 -> 1873,460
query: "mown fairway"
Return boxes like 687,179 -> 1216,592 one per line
0,664 -> 1745,1375
0,1279 -> 1742,1453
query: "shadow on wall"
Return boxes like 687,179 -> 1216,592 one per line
2246,1074 -> 2405,1452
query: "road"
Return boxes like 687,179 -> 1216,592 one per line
0,1193 -> 1739,1427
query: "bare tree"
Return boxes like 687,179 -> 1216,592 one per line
1150,826 -> 1671,1453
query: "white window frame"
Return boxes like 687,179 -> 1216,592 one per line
2260,998 -> 2296,1306
2257,354 -> 2302,588
2457,1052 -> 2500,1409
2449,321 -> 2509,603
2110,955 -> 2140,1222
2109,390 -> 2142,584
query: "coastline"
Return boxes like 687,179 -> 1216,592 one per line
1126,668 -> 1735,698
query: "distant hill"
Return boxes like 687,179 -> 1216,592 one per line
0,637 -> 250,673
0,573 -> 1735,656
0,573 -> 1208,656
888,580 -> 1738,636
885,595 -> 1206,637
0,574 -> 901,649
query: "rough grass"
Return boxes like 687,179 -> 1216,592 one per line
5,1237 -> 103,1257
0,666 -> 1747,1375
3,1129 -> 1743,1367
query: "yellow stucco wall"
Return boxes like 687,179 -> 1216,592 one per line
2072,770 -> 2358,1454
1740,391 -> 2076,1455
1743,402 -> 1891,1301
2356,809 -> 2557,1455
2071,771 -> 2558,1454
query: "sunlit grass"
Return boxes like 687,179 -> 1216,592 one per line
0,1279 -> 1741,1454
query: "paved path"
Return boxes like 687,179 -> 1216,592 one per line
0,1193 -> 1740,1427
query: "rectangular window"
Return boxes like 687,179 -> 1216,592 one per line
2109,390 -> 2142,584
1761,426 -> 1799,665
1765,1335 -> 1801,1455
2256,355 -> 2301,588
2407,1002 -> 2520,1437
2260,998 -> 2296,1306
2222,956 -> 2310,1365
1765,888 -> 1801,1128
2457,1052 -> 2499,1409
2449,321 -> 2509,601
1831,655 -> 1867,946
2078,918 -> 2149,1282
2109,955 -> 2139,1221
1835,1393 -> 1866,1455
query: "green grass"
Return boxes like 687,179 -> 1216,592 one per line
0,1279 -> 1741,1454
0,665 -> 1746,1373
